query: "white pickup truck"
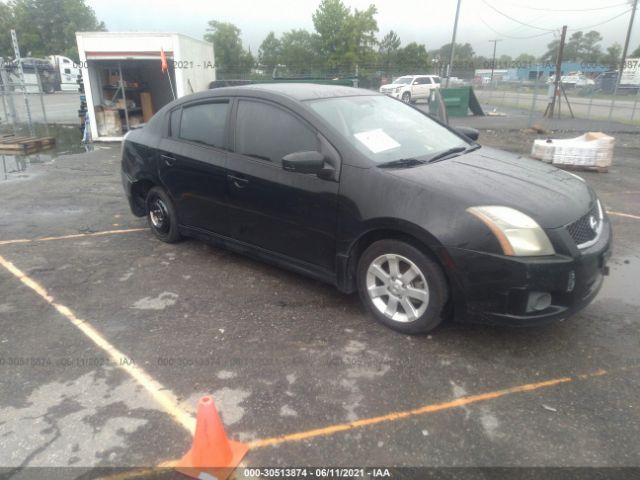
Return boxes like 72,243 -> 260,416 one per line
379,75 -> 441,103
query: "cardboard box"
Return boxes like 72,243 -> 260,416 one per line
531,132 -> 614,168
115,98 -> 135,110
128,115 -> 143,126
140,92 -> 154,122
95,107 -> 122,137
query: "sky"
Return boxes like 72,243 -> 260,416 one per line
85,0 -> 638,58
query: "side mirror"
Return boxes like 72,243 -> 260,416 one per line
455,126 -> 479,142
282,151 -> 325,174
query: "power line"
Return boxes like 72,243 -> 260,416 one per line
567,9 -> 632,30
482,0 -> 556,31
494,1 -> 630,13
478,15 -> 557,39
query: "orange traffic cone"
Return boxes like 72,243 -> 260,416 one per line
174,396 -> 248,480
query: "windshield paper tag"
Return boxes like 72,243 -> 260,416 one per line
354,129 -> 401,153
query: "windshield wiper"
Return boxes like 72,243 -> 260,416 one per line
427,144 -> 480,163
377,158 -> 427,169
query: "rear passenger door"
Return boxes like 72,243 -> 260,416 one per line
225,98 -> 340,272
413,77 -> 430,99
158,100 -> 231,236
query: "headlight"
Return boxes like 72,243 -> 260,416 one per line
467,206 -> 555,256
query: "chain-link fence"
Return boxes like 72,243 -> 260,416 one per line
473,78 -> 640,132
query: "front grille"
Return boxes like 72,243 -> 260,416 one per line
567,204 -> 601,248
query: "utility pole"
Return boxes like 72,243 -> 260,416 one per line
446,0 -> 462,88
544,25 -> 567,119
489,39 -> 501,84
608,0 -> 638,123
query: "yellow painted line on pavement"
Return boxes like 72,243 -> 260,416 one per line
247,368 -> 620,449
0,227 -> 147,246
0,254 -> 196,436
607,210 -> 640,221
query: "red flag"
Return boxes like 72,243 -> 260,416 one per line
160,48 -> 168,73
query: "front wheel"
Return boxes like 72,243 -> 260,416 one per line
401,92 -> 411,104
357,240 -> 448,334
146,186 -> 181,243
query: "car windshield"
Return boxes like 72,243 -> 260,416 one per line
394,77 -> 413,85
307,95 -> 469,164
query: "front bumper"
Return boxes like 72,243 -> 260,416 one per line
380,89 -> 402,99
446,221 -> 612,326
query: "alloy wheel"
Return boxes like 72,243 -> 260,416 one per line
365,253 -> 429,323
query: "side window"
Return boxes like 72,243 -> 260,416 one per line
235,100 -> 318,165
169,109 -> 181,137
179,102 -> 229,148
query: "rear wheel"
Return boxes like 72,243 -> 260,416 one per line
146,187 -> 181,243
357,240 -> 448,334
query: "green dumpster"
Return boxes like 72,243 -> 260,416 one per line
429,87 -> 485,117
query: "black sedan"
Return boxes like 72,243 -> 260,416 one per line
121,84 -> 611,334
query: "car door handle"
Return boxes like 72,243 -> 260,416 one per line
161,153 -> 176,167
228,174 -> 249,188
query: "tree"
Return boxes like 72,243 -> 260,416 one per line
431,42 -> 474,77
204,20 -> 254,77
258,32 -> 281,71
7,0 -> 105,60
312,0 -> 378,72
396,42 -> 430,73
579,31 -> 603,63
0,3 -> 14,59
498,54 -> 513,68
632,44 -> 640,57
541,30 -> 603,64
540,38 -> 560,63
472,55 -> 490,70
601,42 -> 622,69
279,29 -> 319,75
344,5 -> 378,68
378,30 -> 401,73
514,53 -> 536,67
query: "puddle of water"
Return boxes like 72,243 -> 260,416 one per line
1,124 -> 91,182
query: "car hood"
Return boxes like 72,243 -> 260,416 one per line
386,146 -> 595,229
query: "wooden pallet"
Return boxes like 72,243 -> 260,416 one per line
0,135 -> 56,154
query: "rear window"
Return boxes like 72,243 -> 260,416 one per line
179,102 -> 229,148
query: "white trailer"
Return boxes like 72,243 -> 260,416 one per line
48,55 -> 81,92
75,32 -> 216,141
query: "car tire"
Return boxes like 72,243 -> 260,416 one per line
146,186 -> 181,243
357,240 -> 448,334
401,92 -> 411,104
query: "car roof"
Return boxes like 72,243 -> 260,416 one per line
188,83 -> 379,102
399,74 -> 437,77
